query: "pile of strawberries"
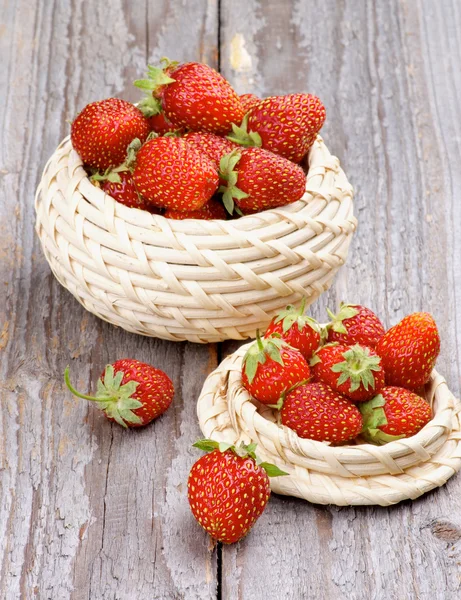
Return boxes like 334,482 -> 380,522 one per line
241,302 -> 440,445
70,59 -> 326,219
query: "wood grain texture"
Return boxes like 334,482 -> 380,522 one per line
1,0 -> 461,598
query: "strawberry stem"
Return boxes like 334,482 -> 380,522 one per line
64,367 -> 113,403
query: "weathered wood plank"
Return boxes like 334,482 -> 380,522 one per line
0,1 -> 219,598
220,0 -> 461,598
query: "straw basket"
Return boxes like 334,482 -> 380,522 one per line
35,135 -> 356,343
197,343 -> 461,506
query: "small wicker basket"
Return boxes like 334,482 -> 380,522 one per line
197,343 -> 461,506
35,135 -> 356,343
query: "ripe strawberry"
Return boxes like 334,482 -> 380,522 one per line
148,112 -> 180,135
132,137 -> 219,210
376,312 -> 440,389
188,439 -> 287,544
183,132 -> 238,170
228,94 -> 326,163
360,386 -> 432,444
281,381 -> 363,443
64,359 -> 174,427
165,198 -> 227,220
239,93 -> 261,113
241,332 -> 310,405
311,343 -> 385,402
137,61 -> 245,135
327,303 -> 385,348
91,169 -> 150,210
219,147 -> 306,215
71,98 -> 150,171
264,300 -> 321,360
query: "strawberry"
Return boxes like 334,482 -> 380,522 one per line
264,300 -> 321,360
239,93 -> 261,113
188,439 -> 287,544
360,386 -> 432,445
71,98 -> 150,171
132,137 -> 219,211
219,147 -> 306,215
136,61 -> 245,135
326,303 -> 385,348
376,312 -> 440,389
241,332 -> 310,404
165,198 -> 227,220
311,343 -> 385,402
91,169 -> 150,210
64,359 -> 174,428
183,132 -> 238,170
147,112 -> 180,135
281,382 -> 363,443
228,94 -> 326,163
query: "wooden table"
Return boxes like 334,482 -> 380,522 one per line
1,1 -> 461,598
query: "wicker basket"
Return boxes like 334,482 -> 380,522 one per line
197,342 -> 461,506
35,135 -> 356,343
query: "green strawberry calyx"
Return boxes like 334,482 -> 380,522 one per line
359,394 -> 405,445
309,342 -> 339,366
226,113 -> 262,148
91,163 -> 129,185
218,149 -> 248,215
330,344 -> 382,393
134,57 -> 178,95
273,298 -> 320,335
326,303 -> 359,334
138,93 -> 162,117
64,365 -> 143,428
242,331 -> 286,385
193,439 -> 288,477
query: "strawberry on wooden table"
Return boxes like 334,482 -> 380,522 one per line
326,303 -> 385,348
264,300 -> 321,360
188,439 -> 287,544
136,61 -> 245,135
71,98 -> 150,171
228,93 -> 326,163
64,359 -> 174,427
360,387 -> 432,445
376,312 -> 440,389
132,137 -> 219,211
241,332 -> 311,404
164,198 -> 227,220
311,343 -> 385,402
219,147 -> 306,215
280,381 -> 363,443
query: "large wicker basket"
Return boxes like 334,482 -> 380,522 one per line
197,343 -> 461,506
35,135 -> 356,343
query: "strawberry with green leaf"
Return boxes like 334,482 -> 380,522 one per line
188,439 -> 287,544
359,386 -> 432,445
64,359 -> 174,428
92,169 -> 151,210
264,299 -> 321,360
311,343 -> 385,402
326,303 -> 385,348
241,332 -> 311,404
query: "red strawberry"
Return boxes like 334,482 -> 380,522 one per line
239,93 -> 261,113
228,94 -> 326,163
376,312 -> 440,389
281,381 -> 363,443
360,386 -> 432,444
219,148 -> 306,215
165,199 -> 227,220
188,440 -> 287,544
137,61 -> 245,135
71,98 -> 150,171
183,132 -> 238,170
327,303 -> 385,348
132,137 -> 219,211
148,112 -> 180,135
241,332 -> 310,405
64,359 -> 174,427
91,169 -> 150,210
264,300 -> 321,360
311,343 -> 385,402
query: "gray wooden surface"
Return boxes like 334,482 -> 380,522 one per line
1,0 -> 460,598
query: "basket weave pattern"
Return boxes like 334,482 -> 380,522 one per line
35,136 -> 356,343
197,343 -> 461,506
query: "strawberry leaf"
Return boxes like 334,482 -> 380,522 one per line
138,94 -> 162,117
259,463 -> 289,477
326,304 -> 359,334
193,439 -> 220,452
330,345 -> 382,393
227,113 -> 262,147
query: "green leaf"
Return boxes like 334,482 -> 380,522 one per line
118,397 -> 143,411
193,439 -> 221,452
103,364 -> 115,388
118,409 -> 143,425
310,354 -> 321,366
226,114 -> 262,147
329,345 -> 382,393
243,354 -> 259,384
138,94 -> 162,117
218,442 -> 233,453
259,463 -> 289,477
